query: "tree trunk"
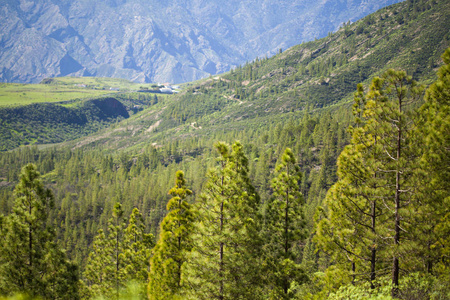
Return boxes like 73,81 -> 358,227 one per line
283,165 -> 290,295
284,188 -> 289,295
219,174 -> 224,300
29,195 -> 32,268
392,98 -> 402,298
371,200 -> 376,289
116,225 -> 120,300
352,262 -> 356,285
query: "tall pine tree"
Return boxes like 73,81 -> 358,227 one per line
368,70 -> 423,296
413,47 -> 450,276
84,204 -> 152,299
315,84 -> 387,289
186,141 -> 263,300
264,148 -> 308,299
148,170 -> 195,300
123,208 -> 153,297
83,228 -> 109,297
315,69 -> 423,295
0,163 -> 79,299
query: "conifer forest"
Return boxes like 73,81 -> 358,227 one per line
0,0 -> 449,299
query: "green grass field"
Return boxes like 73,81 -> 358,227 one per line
50,76 -> 150,90
0,83 -> 118,107
0,77 -> 174,107
48,76 -> 172,91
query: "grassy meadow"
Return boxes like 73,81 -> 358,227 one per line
0,83 -> 115,107
49,76 -> 152,90
0,77 -> 158,107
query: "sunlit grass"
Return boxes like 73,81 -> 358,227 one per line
0,83 -> 116,107
0,76 -> 165,107
49,76 -> 157,91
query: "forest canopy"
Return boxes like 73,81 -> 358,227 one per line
0,1 -> 449,295
0,47 -> 449,298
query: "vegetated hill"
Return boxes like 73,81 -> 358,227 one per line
0,75 -> 168,151
0,0 -> 401,84
0,97 -> 130,150
1,0 -> 446,152
0,0 -> 448,285
63,0 -> 449,152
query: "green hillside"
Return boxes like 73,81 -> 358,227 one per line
0,77 -> 168,150
57,0 -> 448,152
0,77 -> 161,108
0,0 -> 449,299
0,82 -> 116,107
0,0 -> 447,152
0,97 -> 133,151
171,0 -> 448,120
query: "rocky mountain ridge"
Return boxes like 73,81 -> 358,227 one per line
0,0 -> 401,83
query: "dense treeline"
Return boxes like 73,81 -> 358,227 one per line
0,1 -> 448,296
0,98 -> 130,151
0,95 -> 348,298
0,48 -> 449,299
0,99 -> 345,267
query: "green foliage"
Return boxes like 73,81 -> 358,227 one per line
81,280 -> 153,300
0,3 -> 448,298
0,164 -> 79,299
313,44 -> 450,298
316,69 -> 425,294
328,280 -> 393,300
263,148 -> 308,298
0,295 -> 42,300
123,208 -> 153,285
186,141 -> 263,300
0,103 -> 349,289
328,272 -> 450,300
148,171 -> 195,300
0,98 -> 129,151
83,204 -> 153,299
413,47 -> 450,275
83,229 -> 109,297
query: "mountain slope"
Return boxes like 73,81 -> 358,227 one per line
0,97 -> 130,150
0,0 -> 448,283
0,0 -> 401,84
63,0 -> 449,151
1,0 -> 447,152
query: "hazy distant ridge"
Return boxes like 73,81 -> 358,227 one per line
0,0 -> 401,84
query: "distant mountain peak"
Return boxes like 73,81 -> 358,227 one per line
0,0 -> 402,83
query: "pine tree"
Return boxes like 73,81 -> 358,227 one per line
0,163 -> 79,299
315,70 -> 423,295
148,170 -> 195,300
315,83 -> 387,288
83,228 -> 109,297
123,208 -> 153,284
264,148 -> 308,299
186,141 -> 263,300
315,115 -> 386,288
413,47 -> 450,275
368,70 -> 423,296
106,203 -> 127,299
84,203 -> 153,299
